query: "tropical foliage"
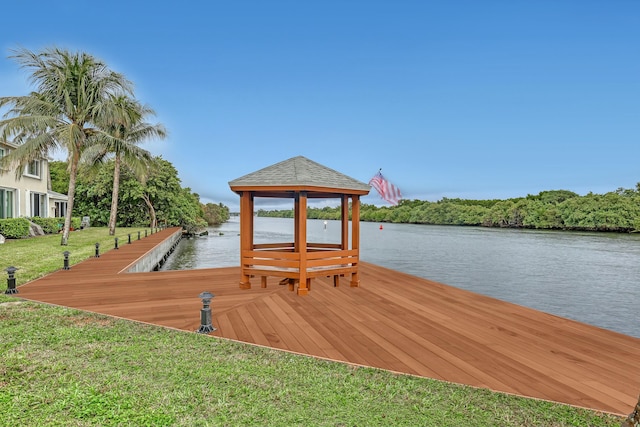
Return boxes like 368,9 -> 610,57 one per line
84,94 -> 166,235
0,47 -> 224,240
258,187 -> 640,233
72,156 -> 214,231
0,47 -> 133,245
203,202 -> 231,226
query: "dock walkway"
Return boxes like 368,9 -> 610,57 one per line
15,227 -> 640,415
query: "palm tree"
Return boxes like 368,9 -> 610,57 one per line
87,95 -> 166,235
0,47 -> 132,245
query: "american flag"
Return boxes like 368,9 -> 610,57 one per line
369,170 -> 402,205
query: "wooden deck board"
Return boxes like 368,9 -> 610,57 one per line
13,227 -> 640,415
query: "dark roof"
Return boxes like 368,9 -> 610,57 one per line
229,156 -> 371,195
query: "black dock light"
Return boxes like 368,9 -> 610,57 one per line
115,237 -> 119,250
5,266 -> 18,294
63,251 -> 70,270
196,291 -> 216,334
128,233 -> 131,244
145,230 -> 148,238
138,231 -> 141,240
95,242 -> 100,258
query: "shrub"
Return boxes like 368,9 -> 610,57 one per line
71,217 -> 81,230
29,217 -> 64,234
0,218 -> 31,239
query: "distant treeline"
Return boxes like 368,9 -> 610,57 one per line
257,187 -> 640,233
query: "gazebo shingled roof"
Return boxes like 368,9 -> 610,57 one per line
229,156 -> 370,295
229,156 -> 371,197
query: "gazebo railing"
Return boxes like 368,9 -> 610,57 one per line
252,242 -> 344,251
241,245 -> 359,278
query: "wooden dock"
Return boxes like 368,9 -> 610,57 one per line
15,227 -> 640,415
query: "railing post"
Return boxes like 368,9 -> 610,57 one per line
138,231 -> 141,240
128,234 -> 131,244
115,237 -> 119,250
95,242 -> 100,258
4,266 -> 18,294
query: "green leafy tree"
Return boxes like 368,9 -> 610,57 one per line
203,203 -> 230,225
131,157 -> 205,230
86,95 -> 166,235
73,156 -> 215,231
0,47 -> 132,244
48,160 -> 70,194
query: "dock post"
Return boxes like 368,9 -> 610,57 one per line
95,243 -> 100,258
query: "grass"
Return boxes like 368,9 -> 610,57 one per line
0,229 -> 626,426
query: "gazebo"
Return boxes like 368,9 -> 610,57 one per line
228,156 -> 371,295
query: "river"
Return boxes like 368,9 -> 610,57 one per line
162,216 -> 640,338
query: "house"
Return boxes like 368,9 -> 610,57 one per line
0,139 -> 68,219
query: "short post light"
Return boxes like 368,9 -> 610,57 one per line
196,291 -> 216,334
5,266 -> 18,294
115,237 -> 119,250
95,242 -> 100,258
145,230 -> 148,238
63,251 -> 71,270
138,231 -> 141,240
128,233 -> 131,244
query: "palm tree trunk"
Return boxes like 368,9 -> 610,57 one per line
142,193 -> 156,228
108,154 -> 121,236
61,153 -> 79,245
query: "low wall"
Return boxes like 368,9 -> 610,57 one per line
124,228 -> 183,273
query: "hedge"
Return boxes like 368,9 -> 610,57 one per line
29,217 -> 64,234
0,218 -> 31,239
0,217 -> 82,239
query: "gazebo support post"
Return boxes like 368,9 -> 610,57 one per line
296,192 -> 309,296
341,195 -> 349,250
239,191 -> 253,289
350,195 -> 361,287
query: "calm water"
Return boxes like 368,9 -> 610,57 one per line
162,217 -> 640,338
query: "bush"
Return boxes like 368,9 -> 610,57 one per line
0,218 -> 31,239
29,217 -> 64,234
71,217 -> 81,230
29,217 -> 82,234
1,217 -> 84,239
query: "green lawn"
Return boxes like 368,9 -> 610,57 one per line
0,229 -> 625,426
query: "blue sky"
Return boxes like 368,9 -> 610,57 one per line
1,1 -> 638,210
